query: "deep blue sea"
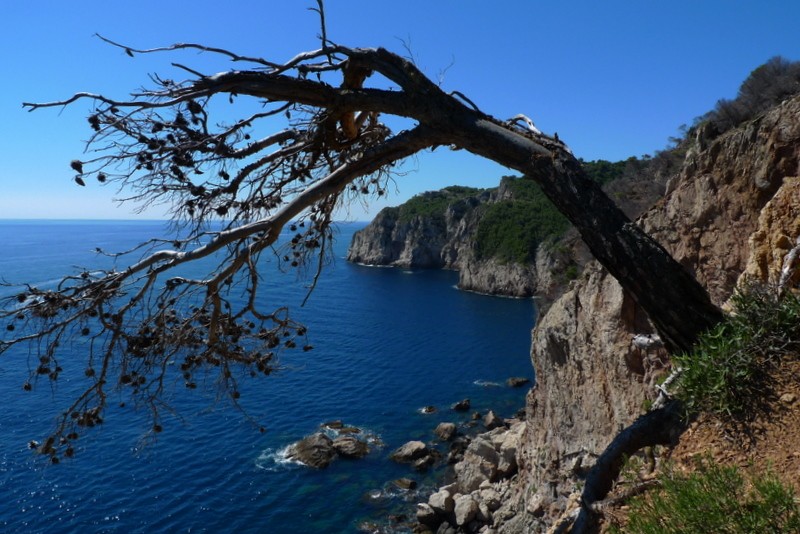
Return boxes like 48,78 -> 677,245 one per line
0,221 -> 535,533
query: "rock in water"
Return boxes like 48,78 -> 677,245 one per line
390,440 -> 429,463
452,398 -> 471,411
332,436 -> 369,459
435,422 -> 457,441
506,377 -> 530,388
286,432 -> 336,468
393,477 -> 418,490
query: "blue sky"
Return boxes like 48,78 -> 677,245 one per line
2,1 -> 799,220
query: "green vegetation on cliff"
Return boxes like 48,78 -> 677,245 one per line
394,185 -> 483,223
620,460 -> 800,534
474,177 -> 569,264
386,159 -> 647,266
675,282 -> 800,419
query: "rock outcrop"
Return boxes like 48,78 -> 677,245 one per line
502,95 -> 800,531
347,180 -> 561,298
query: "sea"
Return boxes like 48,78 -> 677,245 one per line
0,220 -> 536,533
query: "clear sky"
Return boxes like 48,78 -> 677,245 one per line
2,1 -> 799,220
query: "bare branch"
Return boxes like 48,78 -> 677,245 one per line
9,34 -> 722,464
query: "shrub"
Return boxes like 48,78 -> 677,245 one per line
396,185 -> 482,222
621,461 -> 800,534
702,56 -> 800,135
674,282 -> 800,419
474,179 -> 570,264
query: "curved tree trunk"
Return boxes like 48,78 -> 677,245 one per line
424,103 -> 723,354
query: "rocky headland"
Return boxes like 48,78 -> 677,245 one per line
346,180 -> 571,299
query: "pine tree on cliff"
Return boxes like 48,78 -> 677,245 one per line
3,3 -> 721,512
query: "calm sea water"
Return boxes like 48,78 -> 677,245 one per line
0,221 -> 535,533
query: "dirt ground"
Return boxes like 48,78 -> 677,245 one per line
669,358 -> 800,493
599,357 -> 800,531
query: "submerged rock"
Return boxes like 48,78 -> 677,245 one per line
506,376 -> 530,388
393,477 -> 418,490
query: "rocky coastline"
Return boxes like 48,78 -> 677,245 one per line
346,180 -> 571,300
349,93 -> 800,532
280,377 -> 534,533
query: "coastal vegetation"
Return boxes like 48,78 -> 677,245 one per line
701,55 -> 800,136
474,177 -> 570,264
674,282 -> 800,419
391,185 -> 482,223
620,461 -> 800,534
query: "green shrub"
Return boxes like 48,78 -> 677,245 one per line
581,158 -> 629,185
622,461 -> 800,534
674,283 -> 800,419
396,186 -> 482,222
474,179 -> 570,264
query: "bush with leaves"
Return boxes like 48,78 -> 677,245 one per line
699,56 -> 800,136
674,282 -> 800,419
620,460 -> 800,534
396,185 -> 483,223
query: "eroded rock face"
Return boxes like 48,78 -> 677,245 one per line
510,95 -> 800,530
347,183 -> 547,298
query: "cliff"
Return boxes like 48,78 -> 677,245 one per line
347,179 -> 571,298
503,94 -> 800,531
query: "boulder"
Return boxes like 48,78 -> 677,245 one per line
414,449 -> 441,472
454,494 -> 478,526
390,440 -> 429,463
416,503 -> 441,529
447,436 -> 470,464
332,436 -> 369,458
492,422 -> 524,477
452,398 -> 471,411
434,422 -> 457,441
483,410 -> 504,430
428,488 -> 455,515
286,432 -> 335,468
479,488 -> 502,511
506,377 -> 530,388
453,437 -> 499,492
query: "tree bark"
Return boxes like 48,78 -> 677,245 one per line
417,95 -> 724,353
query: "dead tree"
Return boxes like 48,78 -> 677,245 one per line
2,34 -> 722,463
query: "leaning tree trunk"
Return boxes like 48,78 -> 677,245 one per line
15,42 -> 722,475
412,86 -> 723,354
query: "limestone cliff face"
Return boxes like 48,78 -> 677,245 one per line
347,183 -> 549,297
510,96 -> 800,529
